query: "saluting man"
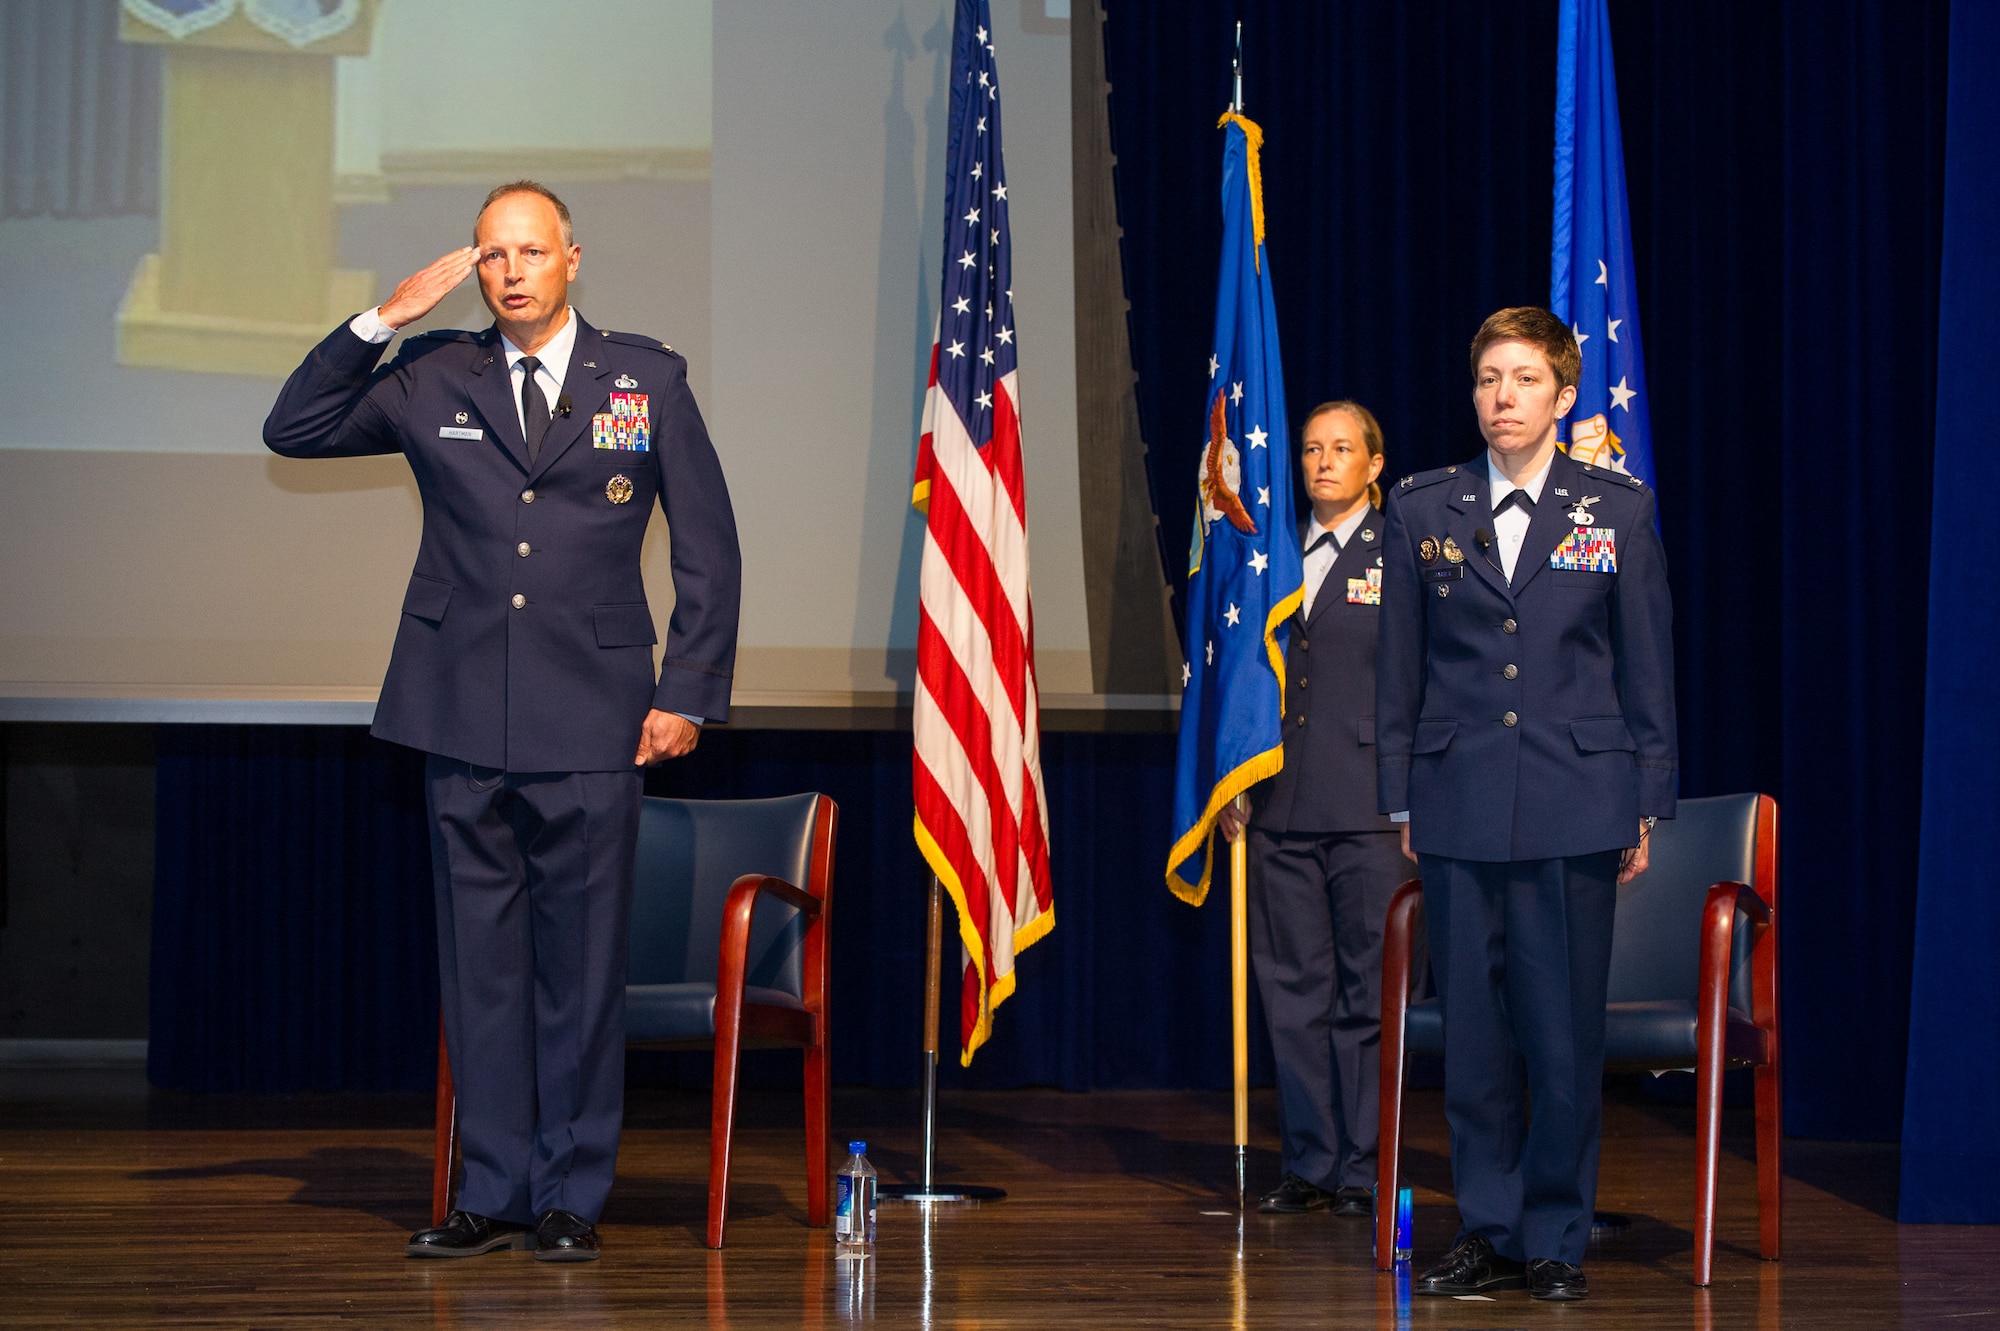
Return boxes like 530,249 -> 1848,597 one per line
1376,307 -> 1676,1303
264,181 -> 741,1263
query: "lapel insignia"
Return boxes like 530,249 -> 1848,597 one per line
606,474 -> 634,505
1554,487 -> 1569,497
454,411 -> 468,425
1400,475 -> 1414,488
1442,536 -> 1465,564
615,373 -> 638,389
1360,527 -> 1375,543
580,360 -> 598,369
1460,493 -> 1477,502
1419,536 -> 1440,565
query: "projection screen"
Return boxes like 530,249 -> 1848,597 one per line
0,0 -> 1096,724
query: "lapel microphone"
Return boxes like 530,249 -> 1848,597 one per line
556,394 -> 573,417
1474,528 -> 1494,552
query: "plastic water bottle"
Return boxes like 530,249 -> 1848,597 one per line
835,1140 -> 877,1250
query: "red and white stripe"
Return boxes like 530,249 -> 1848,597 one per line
912,338 -> 1054,1064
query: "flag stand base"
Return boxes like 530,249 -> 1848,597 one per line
879,878 -> 1007,1205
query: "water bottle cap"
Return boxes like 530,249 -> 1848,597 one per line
848,1141 -> 866,1154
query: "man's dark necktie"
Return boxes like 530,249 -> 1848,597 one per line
1495,488 -> 1535,516
519,355 -> 550,464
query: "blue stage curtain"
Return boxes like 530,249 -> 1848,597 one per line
149,726 -> 438,1092
149,725 -> 1275,1093
1103,0 -> 1948,1141
1900,0 -> 2000,1224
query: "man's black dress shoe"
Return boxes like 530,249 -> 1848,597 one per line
1257,1173 -> 1336,1213
534,1209 -> 601,1263
1330,1186 -> 1373,1218
406,1210 -> 535,1258
1413,1236 -> 1528,1296
1528,1258 -> 1589,1301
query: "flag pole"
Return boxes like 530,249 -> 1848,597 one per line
1230,794 -> 1251,1207
1227,17 -> 1249,1211
881,875 -> 1006,1204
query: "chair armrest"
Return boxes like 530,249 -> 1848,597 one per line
725,873 -> 822,919
715,873 -> 823,1022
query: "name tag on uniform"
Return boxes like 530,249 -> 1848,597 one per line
1422,564 -> 1463,583
593,392 -> 651,452
1550,527 -> 1618,573
439,426 -> 483,440
1346,567 -> 1382,605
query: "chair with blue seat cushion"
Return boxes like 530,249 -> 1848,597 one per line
432,792 -> 839,1249
1373,793 -> 1779,1287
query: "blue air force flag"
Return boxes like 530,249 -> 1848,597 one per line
1550,0 -> 1655,487
1167,112 -> 1304,906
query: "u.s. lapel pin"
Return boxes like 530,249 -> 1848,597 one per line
615,373 -> 638,389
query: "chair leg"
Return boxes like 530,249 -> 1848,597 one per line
1754,1061 -> 1782,1260
1376,1062 -> 1404,1271
707,1008 -> 746,1249
431,1018 -> 455,1227
804,1036 -> 830,1227
1693,1032 -> 1724,1287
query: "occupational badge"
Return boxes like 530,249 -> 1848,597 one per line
1566,495 -> 1601,527
1442,536 -> 1465,564
614,373 -> 639,389
606,474 -> 634,505
1418,536 -> 1440,565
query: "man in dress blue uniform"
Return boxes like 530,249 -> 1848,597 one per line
1376,307 -> 1675,1302
264,182 -> 741,1262
1219,401 -> 1414,1218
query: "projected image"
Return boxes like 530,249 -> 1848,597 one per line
0,0 -> 711,454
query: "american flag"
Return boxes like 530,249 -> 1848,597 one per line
911,0 -> 1053,1066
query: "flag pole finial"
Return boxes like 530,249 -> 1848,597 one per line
1232,21 -> 1243,112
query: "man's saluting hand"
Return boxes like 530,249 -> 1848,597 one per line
378,246 -> 479,330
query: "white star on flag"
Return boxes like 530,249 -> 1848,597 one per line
1248,550 -> 1268,575
1206,640 -> 1215,664
975,389 -> 993,409
1245,426 -> 1268,450
1595,259 -> 1608,286
1224,603 -> 1242,627
958,251 -> 976,269
1256,486 -> 1269,506
1209,354 -> 1220,378
1182,661 -> 1191,686
1573,322 -> 1590,350
965,206 -> 980,225
953,296 -> 971,315
1607,317 -> 1622,343
1229,381 -> 1244,404
946,340 -> 965,358
1608,376 -> 1637,411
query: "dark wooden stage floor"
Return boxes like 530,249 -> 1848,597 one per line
0,1072 -> 1989,1328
